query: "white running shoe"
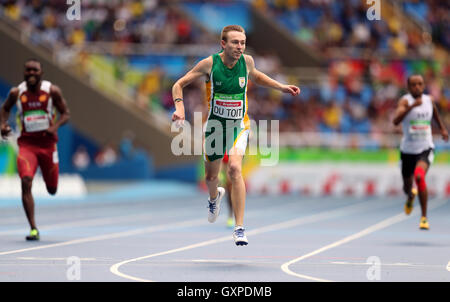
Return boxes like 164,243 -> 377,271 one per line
233,226 -> 248,246
207,187 -> 225,223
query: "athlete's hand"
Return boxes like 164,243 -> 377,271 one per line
411,97 -> 422,108
45,125 -> 58,136
281,85 -> 301,96
171,109 -> 185,127
1,123 -> 11,139
441,129 -> 449,142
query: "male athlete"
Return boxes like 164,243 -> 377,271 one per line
393,74 -> 448,230
221,152 -> 234,229
172,25 -> 300,245
0,59 -> 70,240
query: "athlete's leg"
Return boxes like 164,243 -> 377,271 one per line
226,167 -> 233,219
204,158 -> 222,200
403,175 -> 414,198
414,160 -> 429,218
21,176 -> 37,230
227,148 -> 246,227
401,152 -> 414,196
38,145 -> 59,195
17,146 -> 39,231
221,161 -> 233,218
401,152 -> 417,215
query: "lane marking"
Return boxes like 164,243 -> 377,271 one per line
110,197 -> 396,282
0,196 -> 341,255
0,193 -> 321,235
190,259 -> 252,263
280,198 -> 448,282
446,261 -> 450,272
0,218 -> 208,256
16,257 -> 97,261
331,262 -> 413,267
0,212 -> 162,236
0,195 -> 321,256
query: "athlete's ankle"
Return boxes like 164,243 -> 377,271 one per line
210,192 -> 219,201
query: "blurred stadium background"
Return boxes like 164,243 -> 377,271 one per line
0,0 -> 449,199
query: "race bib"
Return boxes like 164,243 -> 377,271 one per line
409,120 -> 430,141
24,110 -> 49,132
213,93 -> 244,119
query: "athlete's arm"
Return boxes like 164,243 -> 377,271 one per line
431,97 -> 449,141
46,84 -> 70,136
0,87 -> 18,138
171,57 -> 213,121
393,97 -> 421,126
245,55 -> 300,96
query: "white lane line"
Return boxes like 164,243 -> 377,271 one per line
16,257 -> 97,261
280,198 -> 448,282
0,196 -> 351,256
0,212 -> 163,236
0,218 -> 208,256
446,261 -> 450,272
331,262 -> 412,267
109,197 -> 394,282
0,193 -> 321,235
190,259 -> 252,263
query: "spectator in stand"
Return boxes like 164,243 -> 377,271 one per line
72,145 -> 90,170
95,142 -> 118,167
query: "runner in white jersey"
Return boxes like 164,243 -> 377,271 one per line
393,74 -> 448,230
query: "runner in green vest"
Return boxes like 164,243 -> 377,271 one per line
172,25 -> 300,246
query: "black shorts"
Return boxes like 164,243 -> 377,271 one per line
400,148 -> 434,178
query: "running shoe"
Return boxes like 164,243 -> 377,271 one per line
226,217 -> 234,229
26,228 -> 39,241
207,187 -> 225,223
419,216 -> 429,230
233,226 -> 248,246
404,188 -> 417,215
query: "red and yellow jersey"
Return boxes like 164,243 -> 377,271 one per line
16,80 -> 57,146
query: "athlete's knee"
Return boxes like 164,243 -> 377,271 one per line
47,186 -> 57,195
414,166 -> 427,191
205,172 -> 219,183
21,177 -> 33,192
227,162 -> 242,180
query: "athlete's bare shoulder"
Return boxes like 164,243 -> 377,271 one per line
50,84 -> 62,96
397,95 -> 409,105
9,87 -> 19,97
196,56 -> 213,74
1,87 -> 19,110
243,54 -> 255,73
243,54 -> 254,65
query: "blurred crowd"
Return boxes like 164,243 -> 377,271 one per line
1,0 -> 449,139
0,0 -> 214,46
253,0 -> 449,58
178,52 -> 450,140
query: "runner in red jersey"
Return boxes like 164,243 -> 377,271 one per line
0,59 -> 70,241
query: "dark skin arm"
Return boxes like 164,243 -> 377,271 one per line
46,84 -> 70,136
0,87 -> 19,139
431,98 -> 449,141
393,97 -> 422,126
1,85 -> 70,138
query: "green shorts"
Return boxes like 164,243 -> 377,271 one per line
204,120 -> 249,162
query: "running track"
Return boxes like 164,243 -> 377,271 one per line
0,181 -> 449,282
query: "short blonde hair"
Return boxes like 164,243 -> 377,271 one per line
221,25 -> 245,42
